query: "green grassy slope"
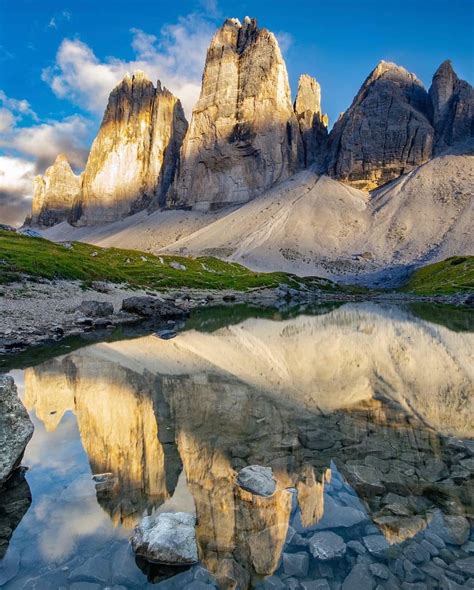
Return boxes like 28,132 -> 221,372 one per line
0,230 -> 337,291
403,256 -> 474,295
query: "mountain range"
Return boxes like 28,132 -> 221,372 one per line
27,17 -> 474,285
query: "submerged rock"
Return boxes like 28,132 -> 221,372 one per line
0,375 -> 34,487
236,465 -> 276,497
131,512 -> 198,565
0,469 -> 32,559
308,531 -> 347,560
428,510 -> 470,545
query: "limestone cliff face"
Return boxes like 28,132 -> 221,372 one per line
168,17 -> 303,211
294,74 -> 328,167
429,60 -> 474,153
72,72 -> 187,225
30,154 -> 82,227
326,61 -> 434,190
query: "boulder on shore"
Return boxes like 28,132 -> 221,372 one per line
78,300 -> 114,317
131,512 -> 198,565
0,375 -> 34,487
121,296 -> 187,319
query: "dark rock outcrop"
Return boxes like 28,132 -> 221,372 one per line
0,375 -> 34,487
429,60 -> 474,153
168,17 -> 303,210
121,296 -> 187,319
326,61 -> 434,190
72,72 -> 187,225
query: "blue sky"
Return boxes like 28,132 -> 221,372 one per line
0,0 -> 473,224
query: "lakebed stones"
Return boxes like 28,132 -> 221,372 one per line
236,465 -> 276,497
0,375 -> 34,487
78,300 -> 114,318
121,296 -> 187,319
427,511 -> 470,546
131,512 -> 198,565
308,531 -> 347,560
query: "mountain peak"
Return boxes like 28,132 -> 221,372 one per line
54,153 -> 70,165
366,60 -> 422,87
434,59 -> 455,77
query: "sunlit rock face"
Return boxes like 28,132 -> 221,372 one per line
29,154 -> 82,227
294,74 -> 328,167
168,17 -> 303,211
73,72 -> 187,225
24,356 -> 179,527
429,60 -> 474,153
326,61 -> 434,190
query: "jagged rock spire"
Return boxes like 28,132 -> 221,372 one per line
30,154 -> 82,227
71,72 -> 187,225
168,17 -> 303,210
294,74 -> 328,168
429,60 -> 474,153
326,60 -> 434,190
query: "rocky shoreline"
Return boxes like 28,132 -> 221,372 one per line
0,278 -> 472,358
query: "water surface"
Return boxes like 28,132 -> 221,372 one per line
1,302 -> 473,589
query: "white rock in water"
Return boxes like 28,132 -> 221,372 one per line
236,465 -> 276,497
131,512 -> 198,565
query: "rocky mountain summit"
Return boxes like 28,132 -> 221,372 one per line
168,17 -> 304,210
28,16 -> 473,279
294,74 -> 328,167
71,72 -> 187,225
29,154 -> 82,227
430,60 -> 474,153
326,61 -> 434,190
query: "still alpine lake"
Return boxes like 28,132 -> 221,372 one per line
1,302 -> 473,589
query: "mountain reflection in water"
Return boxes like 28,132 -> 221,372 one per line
2,303 -> 473,589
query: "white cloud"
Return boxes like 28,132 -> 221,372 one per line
3,115 -> 90,171
0,156 -> 36,226
275,31 -> 293,55
0,89 -> 91,226
42,15 -> 215,117
0,107 -> 16,133
0,90 -> 38,121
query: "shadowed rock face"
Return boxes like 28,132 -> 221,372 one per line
72,72 -> 187,225
326,61 -> 434,190
294,74 -> 328,168
0,375 -> 34,488
168,17 -> 303,211
29,154 -> 82,227
429,60 -> 474,154
0,469 -> 31,559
